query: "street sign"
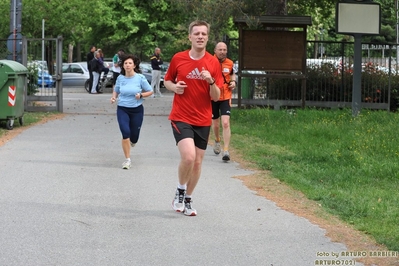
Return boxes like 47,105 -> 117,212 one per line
7,32 -> 22,54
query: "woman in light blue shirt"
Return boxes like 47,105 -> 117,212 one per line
110,54 -> 153,169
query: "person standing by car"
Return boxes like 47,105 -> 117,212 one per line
96,49 -> 110,87
112,49 -> 125,90
90,51 -> 103,94
211,42 -> 236,161
164,20 -> 222,216
150,47 -> 163,97
110,54 -> 153,169
86,45 -> 96,93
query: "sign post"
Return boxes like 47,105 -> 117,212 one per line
336,0 -> 381,116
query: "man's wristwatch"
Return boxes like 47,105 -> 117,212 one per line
209,78 -> 215,86
140,93 -> 143,99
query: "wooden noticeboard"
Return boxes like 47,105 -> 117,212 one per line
241,30 -> 305,72
234,15 -> 312,108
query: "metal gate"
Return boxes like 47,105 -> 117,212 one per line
22,36 -> 63,112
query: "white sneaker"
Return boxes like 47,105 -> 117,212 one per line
172,188 -> 185,212
213,141 -> 221,155
122,159 -> 131,169
183,198 -> 197,216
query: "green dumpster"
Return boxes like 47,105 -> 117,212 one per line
241,77 -> 252,99
0,60 -> 28,130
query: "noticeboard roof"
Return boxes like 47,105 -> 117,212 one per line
234,15 -> 312,28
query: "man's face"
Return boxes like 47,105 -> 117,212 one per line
189,25 -> 208,50
91,47 -> 96,52
156,49 -> 161,55
215,44 -> 227,61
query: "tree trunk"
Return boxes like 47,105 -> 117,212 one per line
68,44 -> 73,63
76,43 -> 81,62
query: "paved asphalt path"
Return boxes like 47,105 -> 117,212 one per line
0,90 -> 363,266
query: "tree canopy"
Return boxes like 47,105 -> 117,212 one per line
0,0 -> 397,62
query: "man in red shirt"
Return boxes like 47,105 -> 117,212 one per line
164,20 -> 222,216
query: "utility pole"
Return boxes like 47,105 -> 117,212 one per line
8,0 -> 22,62
396,0 -> 398,72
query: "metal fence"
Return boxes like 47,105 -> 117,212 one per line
0,37 -> 63,112
2,38 -> 399,112
230,40 -> 399,111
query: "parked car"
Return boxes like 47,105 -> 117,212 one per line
37,70 -> 55,87
139,61 -> 168,87
62,61 -> 113,89
27,60 -> 55,87
62,62 -> 90,87
140,62 -> 153,84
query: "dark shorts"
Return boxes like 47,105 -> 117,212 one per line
117,105 -> 144,143
212,99 -> 231,120
171,121 -> 210,150
113,72 -> 121,85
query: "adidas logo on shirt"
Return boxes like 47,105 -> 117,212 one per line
186,68 -> 204,80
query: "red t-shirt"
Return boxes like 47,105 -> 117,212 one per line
165,50 -> 223,126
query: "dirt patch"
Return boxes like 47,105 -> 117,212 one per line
1,116 -> 398,266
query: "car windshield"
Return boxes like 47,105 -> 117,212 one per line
62,63 -> 87,74
140,62 -> 169,74
140,62 -> 152,73
62,65 -> 69,72
79,64 -> 88,72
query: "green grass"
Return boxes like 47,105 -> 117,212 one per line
0,112 -> 57,137
231,107 -> 399,251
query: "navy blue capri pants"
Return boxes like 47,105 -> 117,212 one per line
117,105 -> 144,143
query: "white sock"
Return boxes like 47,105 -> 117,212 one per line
177,183 -> 187,190
185,195 -> 192,202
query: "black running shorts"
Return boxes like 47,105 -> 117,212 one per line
171,121 -> 210,150
212,99 -> 231,120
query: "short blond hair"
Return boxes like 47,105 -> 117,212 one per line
188,20 -> 210,35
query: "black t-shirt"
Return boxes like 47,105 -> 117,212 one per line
87,52 -> 94,70
90,58 -> 102,73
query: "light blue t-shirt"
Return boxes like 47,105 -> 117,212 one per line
114,74 -> 152,108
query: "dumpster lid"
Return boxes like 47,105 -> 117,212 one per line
0,60 -> 28,74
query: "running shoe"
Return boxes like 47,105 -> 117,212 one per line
122,159 -> 131,169
213,141 -> 221,155
130,141 -> 136,147
183,198 -> 197,216
172,188 -> 185,212
222,150 -> 230,161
